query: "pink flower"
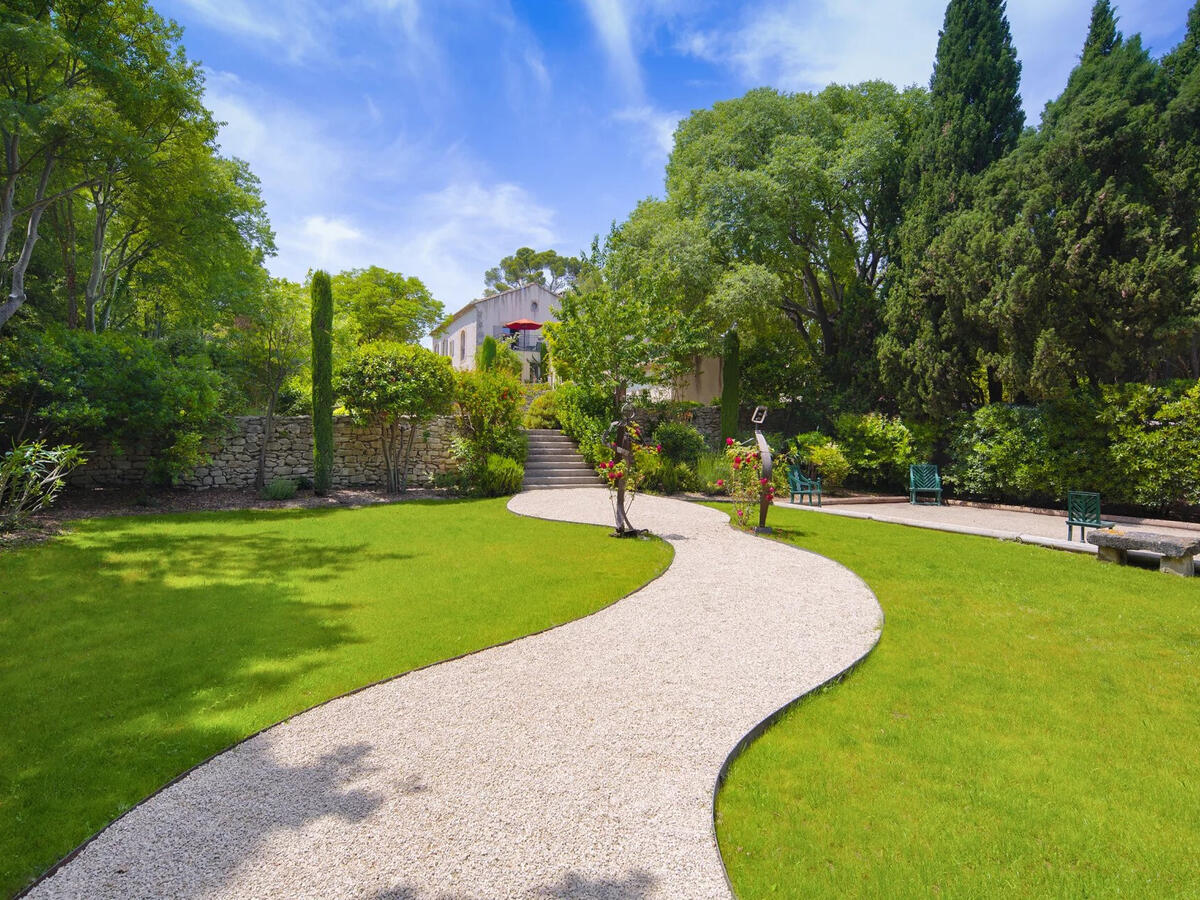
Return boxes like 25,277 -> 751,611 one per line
715,479 -> 724,487
726,437 -> 734,446
656,444 -> 662,452
760,477 -> 769,486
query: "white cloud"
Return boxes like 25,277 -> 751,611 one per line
613,105 -> 682,163
581,0 -> 643,96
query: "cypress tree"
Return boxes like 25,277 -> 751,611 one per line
880,0 -> 1025,414
1082,0 -> 1119,62
311,270 -> 334,496
720,329 -> 740,442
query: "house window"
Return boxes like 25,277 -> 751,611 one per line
459,331 -> 465,360
531,301 -> 538,314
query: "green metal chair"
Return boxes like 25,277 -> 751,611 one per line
909,464 -> 942,505
1066,491 -> 1114,541
787,465 -> 822,506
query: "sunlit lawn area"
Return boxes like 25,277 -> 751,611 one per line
0,499 -> 671,897
715,505 -> 1199,898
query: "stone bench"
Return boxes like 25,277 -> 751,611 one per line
1087,529 -> 1200,576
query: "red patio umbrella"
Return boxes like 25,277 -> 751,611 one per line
503,318 -> 542,330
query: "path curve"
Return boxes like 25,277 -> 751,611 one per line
28,490 -> 881,900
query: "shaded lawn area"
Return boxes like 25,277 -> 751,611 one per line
0,498 -> 671,897
714,505 -> 1199,898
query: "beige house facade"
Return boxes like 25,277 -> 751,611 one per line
433,283 -> 559,382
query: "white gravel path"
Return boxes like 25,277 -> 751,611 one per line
28,490 -> 881,900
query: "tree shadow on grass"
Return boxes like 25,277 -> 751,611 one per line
0,521 -> 410,896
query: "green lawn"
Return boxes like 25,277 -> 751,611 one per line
0,499 -> 671,897
715,505 -> 1199,898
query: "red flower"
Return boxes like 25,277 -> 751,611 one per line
760,477 -> 769,486
726,437 -> 734,446
716,479 -> 724,487
656,444 -> 662,452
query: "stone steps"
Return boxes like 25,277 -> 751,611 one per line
523,429 -> 600,490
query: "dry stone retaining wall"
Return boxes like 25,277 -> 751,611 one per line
71,415 -> 457,491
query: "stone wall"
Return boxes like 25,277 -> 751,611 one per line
632,404 -> 723,447
71,415 -> 457,491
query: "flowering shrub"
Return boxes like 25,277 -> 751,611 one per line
725,437 -> 773,529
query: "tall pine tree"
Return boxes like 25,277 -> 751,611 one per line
879,0 -> 1025,415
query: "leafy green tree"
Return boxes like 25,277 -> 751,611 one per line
331,266 -> 442,349
335,342 -> 455,492
666,82 -> 926,397
484,247 -> 581,295
310,270 -> 334,495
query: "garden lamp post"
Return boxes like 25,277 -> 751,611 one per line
752,405 -> 773,534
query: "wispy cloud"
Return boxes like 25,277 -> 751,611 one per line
581,0 -> 643,96
613,105 -> 682,164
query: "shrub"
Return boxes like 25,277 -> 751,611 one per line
651,421 -> 708,466
786,432 -> 851,489
0,442 -> 86,530
696,451 -> 731,494
834,412 -> 917,490
524,390 -> 560,429
478,454 -> 524,497
453,369 -> 526,491
336,342 -> 456,492
0,327 -> 227,485
725,437 -> 772,528
556,382 -> 612,464
634,447 -> 693,495
262,477 -> 298,501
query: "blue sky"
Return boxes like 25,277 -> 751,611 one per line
157,0 -> 1193,309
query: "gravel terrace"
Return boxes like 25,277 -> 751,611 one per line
28,489 -> 881,900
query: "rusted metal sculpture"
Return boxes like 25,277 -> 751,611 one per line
601,392 -> 642,537
751,405 -> 773,534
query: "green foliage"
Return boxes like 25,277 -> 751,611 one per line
946,383 -> 1200,511
452,369 -> 526,491
310,271 -> 334,495
0,327 -> 228,483
651,421 -> 708,466
335,342 -> 455,492
721,329 -> 740,441
695,451 -> 732,494
634,447 -> 694,495
668,82 -> 927,398
0,441 -> 86,529
477,454 -> 524,497
523,389 -> 560,429
331,266 -> 443,349
834,412 -> 917,490
554,382 -> 612,464
787,432 -> 852,489
479,335 -> 498,371
484,247 -> 581,295
262,477 -> 297,501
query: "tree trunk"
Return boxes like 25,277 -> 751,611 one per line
400,421 -> 417,493
382,422 -> 399,493
0,154 -> 55,331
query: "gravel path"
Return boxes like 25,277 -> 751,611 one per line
29,490 -> 881,900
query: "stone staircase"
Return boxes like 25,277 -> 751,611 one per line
522,429 -> 600,490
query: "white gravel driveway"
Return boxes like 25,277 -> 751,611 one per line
28,490 -> 881,900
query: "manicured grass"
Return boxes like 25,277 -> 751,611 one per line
0,499 -> 671,897
714,506 -> 1199,898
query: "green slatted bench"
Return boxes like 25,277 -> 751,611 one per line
1067,491 -> 1114,542
909,464 -> 942,505
787,466 -> 822,506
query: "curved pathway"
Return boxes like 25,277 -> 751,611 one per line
29,490 -> 881,900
